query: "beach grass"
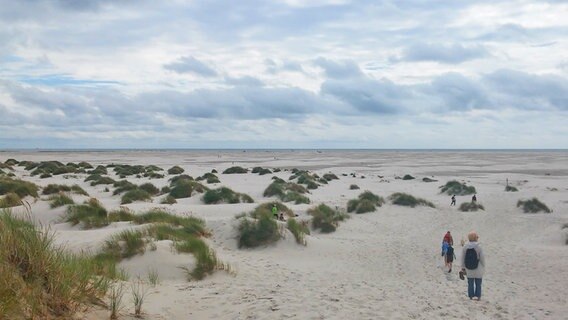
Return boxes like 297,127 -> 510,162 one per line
389,192 -> 435,208
167,166 -> 185,175
0,211 -> 113,319
0,177 -> 39,198
223,166 -> 248,174
505,185 -> 519,192
49,193 -> 75,208
309,204 -> 349,233
237,212 -> 280,248
517,198 -> 551,213
459,202 -> 485,212
65,198 -> 109,229
202,187 -> 254,204
440,180 -> 477,195
169,180 -> 209,199
347,191 -> 385,214
121,189 -> 152,204
0,192 -> 22,208
287,218 -> 309,245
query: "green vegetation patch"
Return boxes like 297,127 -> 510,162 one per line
402,174 -> 415,180
349,184 -> 360,190
347,191 -> 385,214
459,202 -> 485,212
309,204 -> 349,233
287,218 -> 310,245
49,193 -> 75,208
323,173 -> 339,181
0,212 -> 115,319
65,198 -> 109,229
43,184 -> 72,195
169,180 -> 209,199
121,189 -> 152,205
160,195 -> 177,204
0,193 -> 22,208
223,166 -> 248,174
237,212 -> 280,248
422,177 -> 437,182
167,166 -> 185,175
0,177 -> 39,198
263,180 -> 310,204
251,167 -> 272,175
517,198 -> 551,214
505,185 -> 518,192
196,172 -> 220,184
439,180 -> 477,196
203,187 -> 254,204
389,192 -> 435,208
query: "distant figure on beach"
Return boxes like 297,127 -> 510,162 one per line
441,240 -> 449,257
445,243 -> 456,273
272,204 -> 278,219
279,212 -> 285,221
460,231 -> 485,301
472,194 -> 477,202
451,195 -> 456,206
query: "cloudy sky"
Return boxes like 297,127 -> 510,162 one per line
1,0 -> 567,149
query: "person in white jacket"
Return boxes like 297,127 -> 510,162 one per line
460,231 -> 485,300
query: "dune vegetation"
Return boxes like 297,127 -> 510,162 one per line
347,191 -> 385,214
0,177 -> 39,198
0,192 -> 22,208
49,193 -> 75,208
309,204 -> 349,233
517,198 -> 551,213
439,180 -> 477,196
167,165 -> 185,175
202,187 -> 254,204
223,166 -> 248,174
505,185 -> 519,192
459,202 -> 485,212
389,192 -> 435,208
263,180 -> 310,204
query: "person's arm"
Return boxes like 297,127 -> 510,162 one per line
460,247 -> 466,270
479,247 -> 485,268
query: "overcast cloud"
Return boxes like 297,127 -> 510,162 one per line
1,0 -> 567,149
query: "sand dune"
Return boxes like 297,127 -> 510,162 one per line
1,150 -> 567,319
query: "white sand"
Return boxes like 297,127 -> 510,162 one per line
1,150 -> 567,319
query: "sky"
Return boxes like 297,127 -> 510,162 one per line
0,0 -> 567,149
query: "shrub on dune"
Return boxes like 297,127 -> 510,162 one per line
459,202 -> 485,212
0,192 -> 22,208
169,180 -> 209,199
440,180 -> 476,196
169,174 -> 194,185
43,184 -> 72,195
263,182 -> 285,198
77,161 -> 93,169
71,184 -> 89,196
0,177 -> 39,198
90,176 -> 115,186
121,189 -> 152,205
113,180 -> 137,195
65,198 -> 109,229
517,198 -> 551,214
202,187 -> 254,204
347,191 -> 385,214
402,174 -> 415,180
113,165 -> 146,177
309,204 -> 349,233
167,166 -> 185,175
102,229 -> 147,259
389,192 -> 435,208
237,212 -> 280,248
223,166 -> 248,174
160,195 -> 177,204
176,237 -> 219,280
349,184 -> 360,190
287,218 -> 310,245
422,177 -> 437,182
108,208 -> 136,222
0,212 -> 114,319
282,191 -> 310,204
250,202 -> 294,219
4,158 -> 19,166
323,173 -> 339,181
87,165 -> 107,175
49,193 -> 75,208
196,172 -> 220,184
505,185 -> 518,192
139,183 -> 159,195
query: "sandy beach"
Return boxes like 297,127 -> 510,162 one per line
1,150 -> 567,320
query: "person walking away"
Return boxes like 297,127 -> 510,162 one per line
451,195 -> 456,206
472,194 -> 477,202
461,231 -> 485,300
443,231 -> 454,246
272,204 -> 278,219
445,244 -> 456,272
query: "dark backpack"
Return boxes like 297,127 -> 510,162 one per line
446,246 -> 454,257
464,248 -> 479,269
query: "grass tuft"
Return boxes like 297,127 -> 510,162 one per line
517,198 -> 551,214
0,192 -> 22,208
308,204 -> 349,233
202,187 -> 254,204
167,166 -> 185,175
0,177 -> 39,198
505,185 -> 519,192
389,192 -> 435,208
459,202 -> 485,212
65,198 -> 109,229
349,184 -> 360,190
49,193 -> 75,208
121,189 -> 152,205
237,212 -> 280,248
223,166 -> 248,174
440,180 -> 477,195
287,218 -> 309,245
347,191 -> 385,214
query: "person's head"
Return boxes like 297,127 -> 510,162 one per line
468,231 -> 479,242
447,231 -> 451,234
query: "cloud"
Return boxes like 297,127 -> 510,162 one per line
313,57 -> 364,79
163,56 -> 218,77
224,75 -> 264,87
265,58 -> 305,74
393,43 -> 489,64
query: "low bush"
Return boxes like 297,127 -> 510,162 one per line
505,185 -> 519,192
459,202 -> 485,212
88,165 -> 107,175
43,184 -> 72,195
176,237 -> 219,280
0,212 -> 114,319
422,177 -> 437,182
113,165 -> 146,177
102,229 -> 147,259
90,176 -> 115,186
309,204 -> 349,233
250,202 -> 294,219
349,184 -> 360,190
389,192 -> 435,208
223,166 -> 248,174
160,195 -> 177,204
49,193 -> 75,208
237,212 -> 280,248
65,198 -> 109,229
167,166 -> 185,175
203,187 -> 254,204
402,174 -> 415,180
121,189 -> 152,205
440,180 -> 476,196
169,174 -> 194,185
78,161 -> 93,169
282,191 -> 310,204
251,167 -> 272,175
287,218 -> 309,245
323,173 -> 339,181
0,177 -> 39,198
169,180 -> 209,199
4,158 -> 19,165
0,192 -> 22,208
108,208 -> 136,223
517,198 -> 551,214
196,172 -> 220,184
71,185 -> 89,196
139,183 -> 159,195
347,191 -> 385,214
113,180 -> 137,195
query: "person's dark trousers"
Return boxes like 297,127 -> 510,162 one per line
467,278 -> 482,298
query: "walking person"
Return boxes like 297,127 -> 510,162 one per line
450,195 -> 456,206
443,231 -> 453,246
445,243 -> 456,273
460,231 -> 485,300
472,194 -> 477,202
